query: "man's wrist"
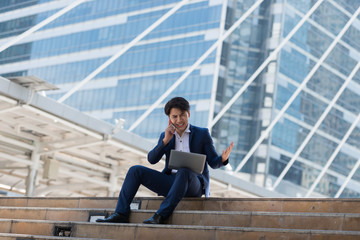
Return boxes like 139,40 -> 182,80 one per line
163,139 -> 169,146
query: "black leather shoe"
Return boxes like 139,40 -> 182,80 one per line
96,213 -> 129,223
143,213 -> 165,224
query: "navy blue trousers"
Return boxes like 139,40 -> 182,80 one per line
114,165 -> 203,218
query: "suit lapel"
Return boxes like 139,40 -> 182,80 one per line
189,124 -> 194,152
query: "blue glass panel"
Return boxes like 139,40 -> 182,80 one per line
279,49 -> 309,83
272,119 -> 300,153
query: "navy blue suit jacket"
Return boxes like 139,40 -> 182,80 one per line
147,124 -> 228,197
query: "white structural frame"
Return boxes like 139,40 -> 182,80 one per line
335,155 -> 360,198
0,77 -> 156,197
270,6 -> 360,189
305,113 -> 360,197
1,75 -> 273,198
207,0 -> 228,132
233,4 -> 359,174
208,0 -> 324,129
272,48 -> 360,190
57,0 -> 190,103
0,0 -> 88,53
229,0 -> 323,173
1,0 -> 359,198
129,0 -> 265,131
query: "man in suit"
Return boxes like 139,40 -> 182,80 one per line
96,97 -> 234,224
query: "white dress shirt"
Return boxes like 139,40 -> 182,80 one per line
174,124 -> 190,152
171,124 -> 191,174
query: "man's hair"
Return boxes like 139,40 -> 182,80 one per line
164,97 -> 190,116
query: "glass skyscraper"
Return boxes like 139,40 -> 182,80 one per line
0,0 -> 359,198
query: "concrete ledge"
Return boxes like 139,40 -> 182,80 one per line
0,232 -> 106,240
1,219 -> 360,240
1,197 -> 360,239
1,207 -> 360,231
1,197 -> 360,213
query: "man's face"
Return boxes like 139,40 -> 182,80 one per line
169,108 -> 190,134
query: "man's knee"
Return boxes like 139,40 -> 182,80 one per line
127,165 -> 145,176
176,167 -> 194,177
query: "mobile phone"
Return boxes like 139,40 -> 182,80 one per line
169,119 -> 176,130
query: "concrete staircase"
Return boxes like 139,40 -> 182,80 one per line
0,197 -> 360,239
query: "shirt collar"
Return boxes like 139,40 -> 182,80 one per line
185,124 -> 191,133
175,124 -> 191,138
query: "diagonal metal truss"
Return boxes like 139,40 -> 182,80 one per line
57,0 -> 190,103
335,154 -> 360,198
209,0 -> 325,129
67,0 -> 359,197
305,113 -> 360,197
129,0 -> 265,131
234,4 -> 360,174
0,0 -> 88,53
0,76 -> 251,197
272,49 -> 360,190
2,0 -> 360,198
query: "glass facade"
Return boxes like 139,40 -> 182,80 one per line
263,0 -> 360,197
0,0 -> 359,198
0,0 -> 221,139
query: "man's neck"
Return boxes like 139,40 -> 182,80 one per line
176,129 -> 185,137
176,124 -> 189,137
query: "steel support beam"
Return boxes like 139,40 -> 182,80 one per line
22,105 -> 103,140
39,140 -> 102,155
34,183 -> 95,196
0,152 -> 32,166
108,165 -> 119,197
54,152 -> 113,174
25,142 -> 40,196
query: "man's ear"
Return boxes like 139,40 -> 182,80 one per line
187,111 -> 190,118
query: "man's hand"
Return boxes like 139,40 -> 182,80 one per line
222,142 -> 234,162
163,119 -> 176,146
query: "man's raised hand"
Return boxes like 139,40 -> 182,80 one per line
163,119 -> 176,146
222,142 -> 234,162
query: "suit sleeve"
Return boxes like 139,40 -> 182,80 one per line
203,129 -> 228,169
147,132 -> 167,164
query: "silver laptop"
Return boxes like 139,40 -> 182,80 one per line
168,150 -> 206,174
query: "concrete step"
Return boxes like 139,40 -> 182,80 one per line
0,197 -> 117,209
0,232 -> 107,240
1,197 -> 360,213
0,219 -> 360,240
1,207 -> 360,231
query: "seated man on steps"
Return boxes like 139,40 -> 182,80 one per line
96,97 -> 234,224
